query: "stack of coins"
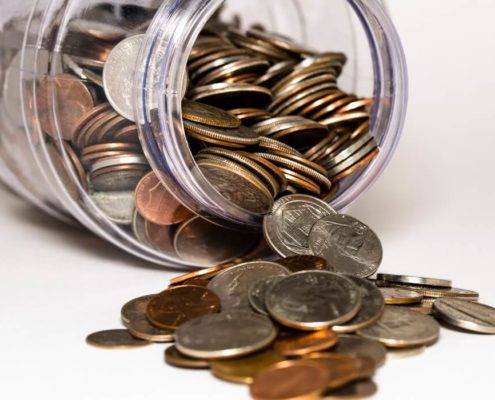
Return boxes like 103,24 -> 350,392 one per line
87,194 -> 495,399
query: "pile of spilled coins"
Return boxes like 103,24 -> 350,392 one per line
87,195 -> 495,399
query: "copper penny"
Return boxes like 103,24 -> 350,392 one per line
135,171 -> 193,226
250,359 -> 329,400
144,220 -> 176,253
37,74 -> 96,141
274,329 -> 339,356
165,345 -> 210,369
146,285 -> 221,330
169,263 -> 235,286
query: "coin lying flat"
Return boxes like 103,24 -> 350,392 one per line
208,261 -> 289,311
433,298 -> 495,334
375,281 -> 479,300
248,276 -> 285,315
309,214 -> 382,278
86,329 -> 150,349
274,329 -> 339,356
357,306 -> 440,348
379,287 -> 423,305
121,294 -> 155,326
175,312 -> 277,359
330,335 -> 387,368
377,273 -> 452,288
266,271 -> 362,330
164,345 -> 210,369
263,194 -> 336,257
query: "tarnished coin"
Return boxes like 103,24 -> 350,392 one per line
121,294 -> 155,326
263,194 -> 336,257
276,255 -> 331,272
330,335 -> 387,368
377,273 -> 452,288
127,315 -> 175,343
211,349 -> 285,384
182,100 -> 241,128
146,285 -> 221,330
103,35 -> 143,121
357,306 -> 440,348
379,287 -> 423,305
135,171 -> 193,226
266,271 -> 362,330
175,312 -> 277,359
207,261 -> 289,311
333,276 -> 384,333
86,329 -> 150,349
250,360 -> 329,400
309,214 -> 382,278
433,298 -> 495,334
249,276 -> 285,315
324,379 -> 377,399
274,329 -> 339,356
164,345 -> 210,369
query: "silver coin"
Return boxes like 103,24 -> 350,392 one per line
309,214 -> 382,278
103,35 -> 143,121
433,298 -> 495,334
127,315 -> 175,343
173,216 -> 259,266
333,276 -> 385,333
91,190 -> 135,225
377,273 -> 452,288
248,276 -> 285,316
121,294 -> 155,326
326,140 -> 378,178
263,194 -> 336,257
132,210 -> 154,248
175,312 -> 277,359
357,306 -> 440,348
91,169 -> 148,192
331,334 -> 387,368
90,155 -> 149,173
208,261 -> 289,311
322,133 -> 374,170
265,271 -> 362,330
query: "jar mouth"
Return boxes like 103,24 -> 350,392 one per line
137,0 -> 408,228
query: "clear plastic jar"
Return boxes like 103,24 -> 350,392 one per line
0,0 -> 407,268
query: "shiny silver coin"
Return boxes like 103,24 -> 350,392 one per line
309,214 -> 382,278
207,261 -> 289,311
263,194 -> 336,257
175,312 -> 277,359
331,334 -> 387,368
377,273 -> 452,288
91,168 -> 148,192
357,306 -> 440,348
333,276 -> 385,333
248,276 -> 284,316
265,271 -> 362,330
103,35 -> 143,121
433,298 -> 495,334
91,190 -> 135,225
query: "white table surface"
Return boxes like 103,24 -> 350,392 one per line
2,1 -> 495,399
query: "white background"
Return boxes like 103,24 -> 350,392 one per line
1,1 -> 495,399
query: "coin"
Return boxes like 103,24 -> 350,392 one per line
86,329 -> 150,349
357,306 -> 440,348
249,276 -> 285,315
184,119 -> 260,146
266,271 -> 362,330
309,214 -> 382,278
127,315 -> 175,342
190,82 -> 272,109
182,100 -> 240,128
275,255 -> 331,273
164,345 -> 210,369
274,329 -> 339,356
211,349 -> 285,384
375,281 -> 480,300
103,34 -> 143,121
91,168 -> 148,192
263,194 -> 336,257
207,260 -> 289,311
333,276 -> 384,333
145,221 -> 176,253
91,190 -> 135,225
377,273 -> 452,288
250,360 -> 330,400
169,263 -> 235,286
330,335 -> 387,368
433,298 -> 495,334
323,379 -> 377,399
146,285 -> 221,330
121,294 -> 155,326
175,312 -> 277,359
379,287 -> 423,305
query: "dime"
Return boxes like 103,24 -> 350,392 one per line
127,315 -> 175,342
265,271 -> 362,330
86,329 -> 150,349
164,345 -> 210,369
182,100 -> 240,128
91,190 -> 135,225
330,335 -> 387,368
379,287 -> 423,305
263,194 -> 336,257
377,273 -> 452,288
433,298 -> 495,334
103,35 -> 143,121
309,214 -> 383,278
211,349 -> 285,384
323,379 -> 377,399
274,329 -> 339,356
146,285 -> 221,330
121,294 -> 155,326
248,276 -> 285,315
275,255 -> 331,272
357,306 -> 440,348
250,360 -> 329,400
207,261 -> 289,311
333,276 -> 384,333
175,312 -> 277,359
